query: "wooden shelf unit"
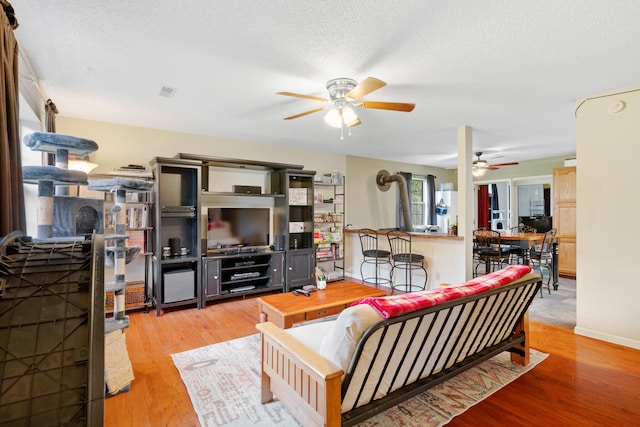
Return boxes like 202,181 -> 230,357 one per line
314,179 -> 345,282
271,169 -> 317,290
150,158 -> 202,315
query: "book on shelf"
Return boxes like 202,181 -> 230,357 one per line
315,243 -> 338,260
127,206 -> 148,229
108,164 -> 153,178
125,192 -> 148,202
104,206 -> 148,230
288,188 -> 308,205
108,170 -> 154,178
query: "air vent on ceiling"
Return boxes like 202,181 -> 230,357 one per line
158,86 -> 176,98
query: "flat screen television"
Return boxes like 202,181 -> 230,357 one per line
206,207 -> 271,249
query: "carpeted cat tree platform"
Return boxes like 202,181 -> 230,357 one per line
22,131 -> 142,396
22,132 -> 102,239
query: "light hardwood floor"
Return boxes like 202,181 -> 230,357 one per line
105,293 -> 640,426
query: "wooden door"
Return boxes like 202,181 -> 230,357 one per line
553,167 -> 576,278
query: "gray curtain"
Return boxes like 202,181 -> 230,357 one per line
43,98 -> 58,165
426,174 -> 436,226
0,1 -> 25,236
491,184 -> 499,213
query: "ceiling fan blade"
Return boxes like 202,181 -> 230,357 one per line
345,77 -> 386,100
489,162 -> 519,167
283,107 -> 326,120
357,101 -> 415,112
277,91 -> 328,102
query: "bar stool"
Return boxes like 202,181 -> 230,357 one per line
387,230 -> 428,294
358,228 -> 392,288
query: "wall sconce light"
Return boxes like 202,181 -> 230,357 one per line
68,156 -> 98,174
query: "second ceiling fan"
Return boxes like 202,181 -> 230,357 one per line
472,151 -> 519,176
277,77 -> 415,137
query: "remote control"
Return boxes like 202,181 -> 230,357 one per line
293,289 -> 311,297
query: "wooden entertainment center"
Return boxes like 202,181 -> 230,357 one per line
150,154 -> 319,315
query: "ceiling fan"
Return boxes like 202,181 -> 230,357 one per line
277,77 -> 415,138
472,151 -> 519,176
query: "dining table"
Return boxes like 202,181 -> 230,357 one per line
500,231 -> 559,290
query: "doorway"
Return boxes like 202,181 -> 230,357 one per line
513,176 -> 553,231
475,176 -> 552,232
475,181 -> 510,231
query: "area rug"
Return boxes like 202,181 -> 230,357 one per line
171,334 -> 548,427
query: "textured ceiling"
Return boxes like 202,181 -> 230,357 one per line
11,1 -> 640,168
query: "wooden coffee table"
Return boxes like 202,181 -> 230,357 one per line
258,282 -> 387,329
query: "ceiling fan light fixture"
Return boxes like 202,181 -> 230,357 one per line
280,76 -> 413,138
323,105 -> 359,128
475,159 -> 488,168
472,167 -> 487,177
324,108 -> 342,128
341,105 -> 359,126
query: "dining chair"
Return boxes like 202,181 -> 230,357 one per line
529,228 -> 557,296
387,230 -> 428,294
473,229 -> 511,277
358,228 -> 392,288
507,224 -> 537,264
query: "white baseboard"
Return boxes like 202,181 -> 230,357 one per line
574,326 -> 640,350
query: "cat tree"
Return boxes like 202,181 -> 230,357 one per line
21,131 -> 150,395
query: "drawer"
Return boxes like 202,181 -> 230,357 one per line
289,313 -> 306,324
305,304 -> 346,320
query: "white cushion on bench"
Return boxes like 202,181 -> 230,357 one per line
318,304 -> 383,372
285,320 -> 336,353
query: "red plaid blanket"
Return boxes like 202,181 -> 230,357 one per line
352,265 -> 532,319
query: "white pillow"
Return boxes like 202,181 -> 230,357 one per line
319,304 -> 383,373
285,320 -> 336,353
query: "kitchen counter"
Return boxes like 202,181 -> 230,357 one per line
345,228 -> 463,241
344,228 -> 466,287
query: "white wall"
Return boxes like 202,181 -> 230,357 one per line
55,117 -> 461,283
575,85 -> 640,350
19,94 -> 43,237
56,117 -> 347,177
345,155 -> 457,230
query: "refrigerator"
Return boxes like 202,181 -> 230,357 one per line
435,191 -> 458,232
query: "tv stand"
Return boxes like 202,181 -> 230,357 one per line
224,247 -> 258,255
202,250 -> 284,304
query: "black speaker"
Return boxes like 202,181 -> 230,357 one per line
169,237 -> 181,256
274,235 -> 285,251
233,185 -> 261,194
